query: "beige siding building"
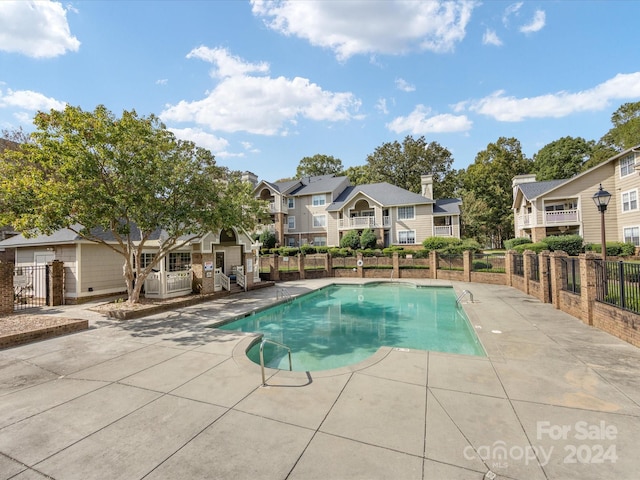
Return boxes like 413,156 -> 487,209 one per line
254,173 -> 461,248
513,145 -> 640,246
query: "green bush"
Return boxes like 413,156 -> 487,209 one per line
587,242 -> 636,257
441,238 -> 483,254
382,246 -> 405,257
472,261 -> 492,270
412,249 -> 430,258
300,244 -> 316,255
504,237 -> 533,250
359,228 -> 378,249
543,235 -> 584,256
259,230 -> 277,250
328,247 -> 352,257
315,246 -> 329,254
422,237 -> 461,252
277,246 -> 299,256
340,230 -> 361,249
513,242 -> 548,253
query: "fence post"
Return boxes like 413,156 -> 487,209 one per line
48,260 -> 65,306
463,250 -> 472,282
392,252 -> 399,279
0,262 -> 13,316
298,253 -> 306,280
325,253 -> 332,277
523,250 -> 534,295
430,250 -> 438,279
549,251 -> 567,309
357,252 -> 364,278
505,250 -> 514,287
539,251 -> 551,304
580,252 -> 599,326
271,255 -> 280,281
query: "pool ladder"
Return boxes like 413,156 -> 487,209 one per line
277,287 -> 293,303
260,338 -> 292,386
455,289 -> 474,306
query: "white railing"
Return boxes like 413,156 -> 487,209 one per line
339,216 -> 391,229
145,273 -> 161,294
219,272 -> 231,291
166,271 -> 191,293
519,214 -> 532,226
433,225 -> 453,237
545,209 -> 579,224
144,270 -> 191,298
236,266 -> 245,290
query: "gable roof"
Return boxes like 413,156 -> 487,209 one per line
518,179 -> 568,201
434,198 -> 462,215
327,182 -> 433,212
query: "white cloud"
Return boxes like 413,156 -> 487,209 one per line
395,78 -> 416,92
0,88 -> 66,112
375,98 -> 389,115
520,9 -> 546,34
169,127 -> 230,152
251,0 -> 478,61
466,72 -> 640,121
502,2 -> 523,26
187,46 -> 270,78
387,104 -> 472,134
162,49 -> 361,135
482,29 -> 502,46
156,79 -> 168,86
0,1 -> 80,58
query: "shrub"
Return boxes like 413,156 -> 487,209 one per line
340,230 -> 361,249
413,249 -> 430,258
328,247 -> 352,257
422,236 -> 461,252
472,261 -> 492,271
543,235 -> 584,256
300,244 -> 316,255
504,237 -> 533,250
441,238 -> 483,254
514,242 -> 548,254
382,246 -> 405,257
277,246 -> 299,256
587,242 -> 636,257
359,228 -> 378,249
315,246 -> 329,254
259,230 -> 277,250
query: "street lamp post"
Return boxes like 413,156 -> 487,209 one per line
592,183 -> 612,259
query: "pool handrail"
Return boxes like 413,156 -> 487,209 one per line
456,289 -> 474,306
259,338 -> 292,386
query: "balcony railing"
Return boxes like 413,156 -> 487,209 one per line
433,225 -> 453,237
338,216 -> 391,229
518,209 -> 580,228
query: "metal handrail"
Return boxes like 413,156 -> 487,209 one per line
277,287 -> 292,302
260,338 -> 292,386
455,289 -> 474,306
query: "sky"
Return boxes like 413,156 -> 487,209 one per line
1,1 -> 640,183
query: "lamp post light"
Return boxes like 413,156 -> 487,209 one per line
592,183 -> 612,260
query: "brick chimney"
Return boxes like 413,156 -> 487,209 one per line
421,174 -> 433,198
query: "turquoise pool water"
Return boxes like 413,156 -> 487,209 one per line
217,283 -> 485,371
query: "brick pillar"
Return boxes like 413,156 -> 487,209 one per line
430,250 -> 438,279
357,252 -> 364,278
522,250 -> 533,295
325,253 -> 333,277
0,262 -> 13,316
505,250 -> 514,287
539,251 -> 551,303
244,252 -> 255,290
48,260 -> 64,306
271,255 -> 280,281
192,252 -> 203,294
392,252 -> 399,280
580,252 -> 599,326
549,251 -> 568,309
463,250 -> 472,282
298,253 -> 306,279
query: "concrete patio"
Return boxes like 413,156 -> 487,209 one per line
1,279 -> 639,479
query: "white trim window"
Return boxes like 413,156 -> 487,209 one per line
313,214 -> 327,228
397,206 -> 415,220
624,226 -> 640,246
622,189 -> 638,212
168,252 -> 191,272
287,197 -> 295,209
397,230 -> 416,245
313,236 -> 327,246
312,194 -> 326,206
620,154 -> 635,177
287,216 -> 295,230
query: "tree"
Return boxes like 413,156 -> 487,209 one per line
600,101 -> 640,151
259,230 -> 277,250
462,137 -> 532,247
340,230 -> 360,249
365,136 -> 457,198
295,154 -> 343,178
359,229 -> 378,249
343,164 -> 373,186
0,105 -> 267,304
533,136 -> 595,180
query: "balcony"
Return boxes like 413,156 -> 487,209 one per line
339,216 -> 391,230
433,225 -> 454,237
518,209 -> 581,228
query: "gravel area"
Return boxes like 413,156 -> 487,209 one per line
0,315 -> 80,336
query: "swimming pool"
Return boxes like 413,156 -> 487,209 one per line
217,282 -> 485,371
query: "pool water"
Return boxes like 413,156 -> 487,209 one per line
217,283 -> 485,371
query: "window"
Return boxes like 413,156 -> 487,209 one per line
287,216 -> 295,230
622,190 -> 638,212
287,197 -> 295,209
140,253 -> 156,269
398,206 -> 415,220
620,154 -> 635,177
168,252 -> 191,272
313,214 -> 327,228
624,227 -> 640,246
313,236 -> 327,246
397,230 -> 416,244
312,194 -> 326,206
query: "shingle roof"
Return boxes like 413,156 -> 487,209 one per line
518,179 -> 567,200
434,198 -> 461,215
327,182 -> 433,211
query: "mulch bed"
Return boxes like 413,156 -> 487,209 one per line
0,315 -> 88,349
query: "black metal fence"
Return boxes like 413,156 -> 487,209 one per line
472,253 -> 506,273
13,264 -> 49,311
561,257 -> 580,294
529,254 -> 540,281
595,260 -> 640,314
512,254 -> 524,277
438,254 -> 464,271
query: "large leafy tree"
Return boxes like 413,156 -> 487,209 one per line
295,154 -> 343,178
0,105 -> 266,304
600,101 -> 640,151
462,137 -> 532,247
343,164 -> 373,186
365,136 -> 457,198
533,136 -> 595,180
